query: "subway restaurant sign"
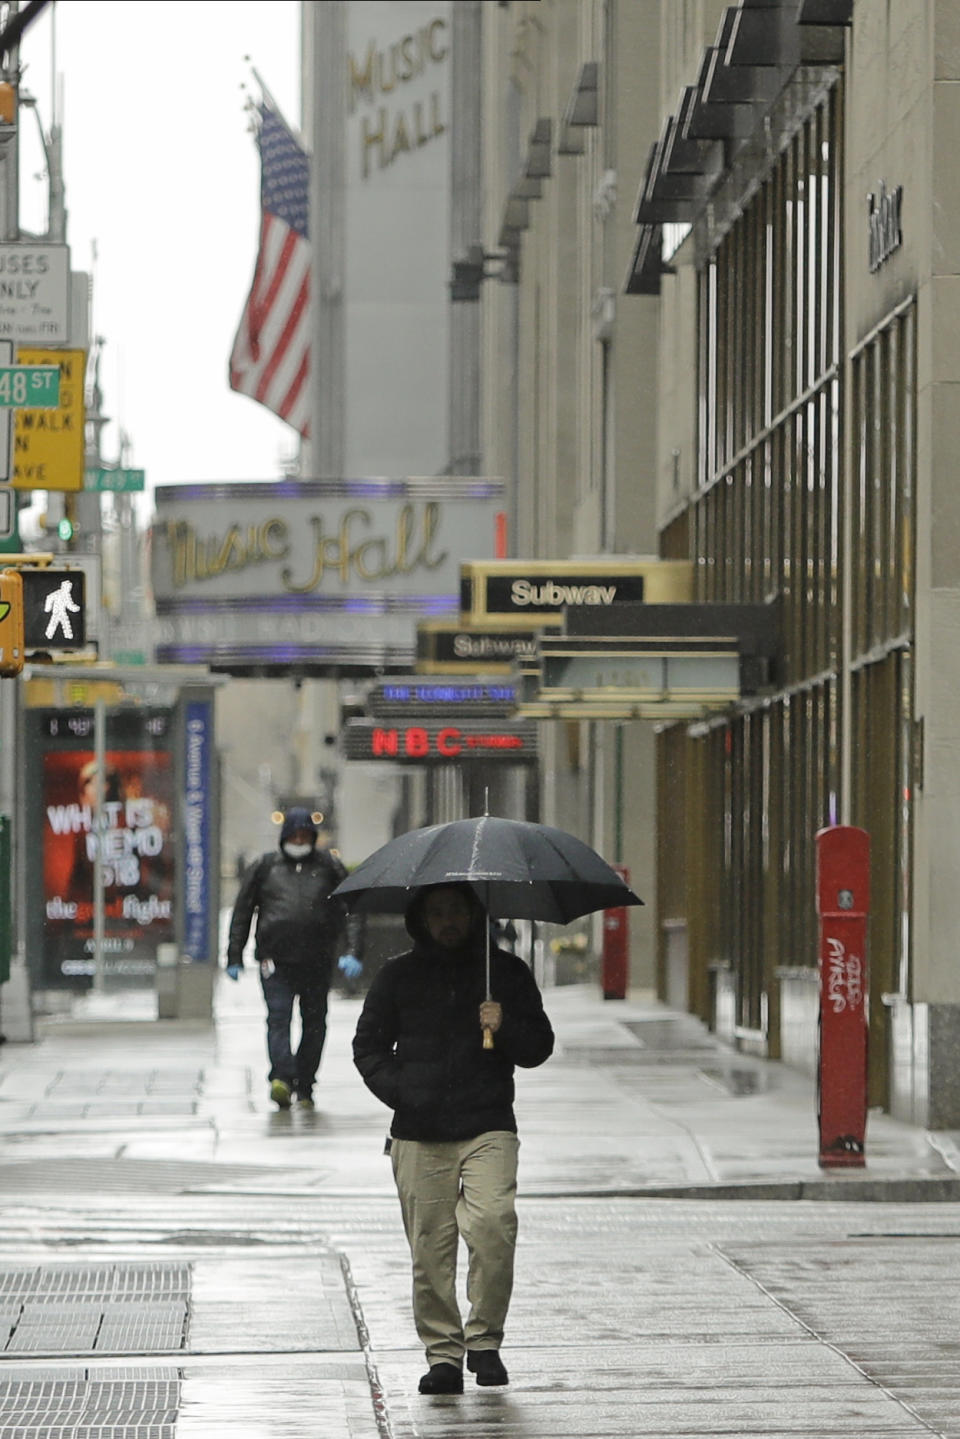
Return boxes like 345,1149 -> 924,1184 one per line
460,558 -> 693,629
416,620 -> 538,674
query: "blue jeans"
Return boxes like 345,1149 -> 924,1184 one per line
260,964 -> 329,1097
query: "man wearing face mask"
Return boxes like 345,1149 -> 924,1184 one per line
225,807 -> 364,1110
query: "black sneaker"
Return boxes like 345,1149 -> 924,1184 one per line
418,1362 -> 463,1395
467,1351 -> 508,1386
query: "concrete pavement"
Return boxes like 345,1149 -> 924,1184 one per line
2,975 -> 960,1435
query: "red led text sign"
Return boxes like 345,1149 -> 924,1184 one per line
343,719 -> 538,764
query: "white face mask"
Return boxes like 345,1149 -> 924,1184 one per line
283,842 -> 312,859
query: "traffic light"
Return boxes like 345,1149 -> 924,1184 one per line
0,569 -> 24,676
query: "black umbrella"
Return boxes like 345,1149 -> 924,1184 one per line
332,814 -> 643,1047
333,814 -> 643,921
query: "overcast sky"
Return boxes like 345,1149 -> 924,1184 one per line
18,0 -> 301,511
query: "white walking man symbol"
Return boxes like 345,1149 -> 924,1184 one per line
44,579 -> 80,640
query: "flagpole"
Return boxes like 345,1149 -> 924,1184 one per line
250,65 -> 306,148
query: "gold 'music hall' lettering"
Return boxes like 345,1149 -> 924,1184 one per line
348,16 -> 448,179
164,503 -> 447,594
281,503 -> 446,593
165,518 -> 290,588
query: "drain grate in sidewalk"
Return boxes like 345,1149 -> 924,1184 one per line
0,1267 -> 190,1300
1,1264 -> 189,1357
0,1371 -> 180,1436
0,1158 -> 303,1195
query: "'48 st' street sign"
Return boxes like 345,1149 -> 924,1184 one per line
0,365 -> 59,408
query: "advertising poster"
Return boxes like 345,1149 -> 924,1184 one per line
35,709 -> 175,987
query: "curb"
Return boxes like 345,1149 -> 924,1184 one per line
522,1176 -> 960,1202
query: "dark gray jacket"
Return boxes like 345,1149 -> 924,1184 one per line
227,846 -> 361,972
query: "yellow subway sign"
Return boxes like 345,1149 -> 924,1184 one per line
12,347 -> 86,491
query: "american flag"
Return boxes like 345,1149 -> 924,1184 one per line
229,101 -> 311,437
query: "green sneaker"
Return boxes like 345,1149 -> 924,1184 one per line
296,1096 -> 315,1111
270,1079 -> 292,1109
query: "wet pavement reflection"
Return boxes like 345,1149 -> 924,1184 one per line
2,978 -> 960,1435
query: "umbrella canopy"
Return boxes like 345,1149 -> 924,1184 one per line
332,814 -> 644,923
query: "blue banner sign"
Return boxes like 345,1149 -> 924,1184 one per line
183,700 -> 211,962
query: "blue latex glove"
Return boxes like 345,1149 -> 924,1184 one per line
226,964 -> 242,981
338,954 -> 362,980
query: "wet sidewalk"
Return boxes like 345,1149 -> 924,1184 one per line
1,975 -> 960,1436
8,977 -> 956,1200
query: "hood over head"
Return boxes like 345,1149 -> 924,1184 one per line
280,807 -> 318,848
405,882 -> 486,949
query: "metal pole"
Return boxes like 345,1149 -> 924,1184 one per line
2,1 -> 19,241
482,900 -> 493,1049
92,696 -> 105,991
0,7 -> 29,1038
309,0 -> 346,477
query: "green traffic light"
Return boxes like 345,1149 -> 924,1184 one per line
57,517 -> 73,542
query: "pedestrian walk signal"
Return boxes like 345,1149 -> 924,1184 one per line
0,568 -> 23,675
20,567 -> 86,651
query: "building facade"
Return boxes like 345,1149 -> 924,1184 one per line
625,0 -> 960,1127
478,0 -> 960,1125
478,0 -> 664,982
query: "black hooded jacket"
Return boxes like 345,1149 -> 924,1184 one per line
226,809 -> 362,971
352,888 -> 554,1141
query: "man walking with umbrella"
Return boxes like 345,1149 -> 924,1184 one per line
352,881 -> 554,1395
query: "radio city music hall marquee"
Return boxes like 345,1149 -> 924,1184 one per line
149,479 -> 504,673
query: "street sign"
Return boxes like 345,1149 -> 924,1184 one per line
0,244 -> 70,344
0,340 -> 11,481
83,467 -> 145,492
0,366 -> 59,408
53,553 -> 100,642
13,348 -> 85,491
21,568 -> 86,650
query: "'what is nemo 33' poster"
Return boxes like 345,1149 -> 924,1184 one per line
41,745 -> 175,986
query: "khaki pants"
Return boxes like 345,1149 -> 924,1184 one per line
391,1130 -> 520,1367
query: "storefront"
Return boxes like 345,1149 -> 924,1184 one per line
630,1 -> 950,1121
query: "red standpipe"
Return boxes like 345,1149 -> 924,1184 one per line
601,864 -> 630,1000
816,825 -> 870,1168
